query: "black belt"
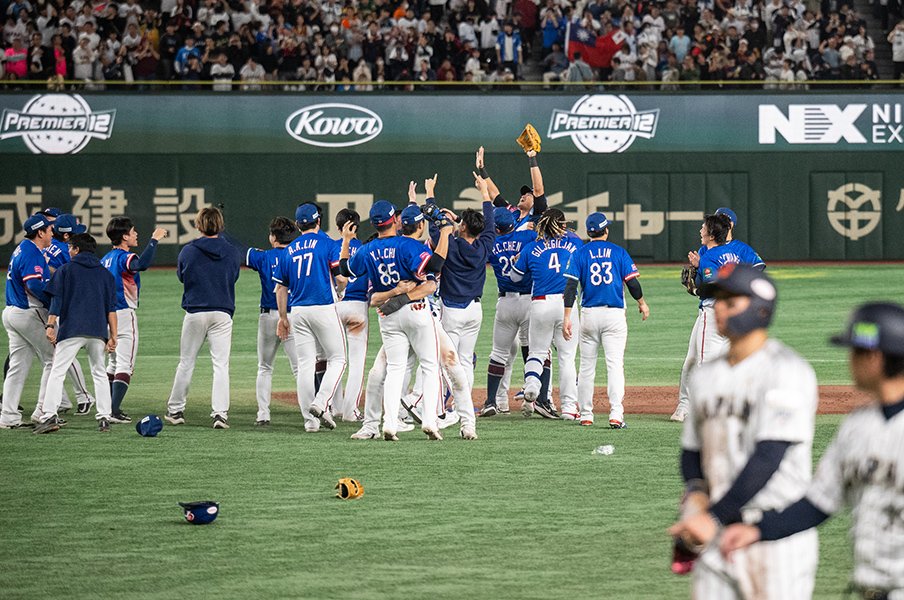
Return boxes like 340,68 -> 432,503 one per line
261,308 -> 272,314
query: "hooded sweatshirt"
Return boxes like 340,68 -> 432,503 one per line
46,252 -> 117,343
177,236 -> 242,316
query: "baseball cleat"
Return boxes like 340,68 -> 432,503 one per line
479,404 -> 498,417
76,399 -> 95,416
437,411 -> 459,429
400,396 -> 422,424
498,401 -> 510,414
317,411 -> 337,430
670,407 -> 687,423
164,412 -> 185,425
110,412 -> 132,424
514,388 -> 525,401
422,428 -> 443,441
459,426 -> 478,440
534,403 -> 560,420
212,415 -> 230,429
523,387 -> 539,403
397,420 -> 415,433
383,430 -> 399,442
351,427 -> 379,440
98,417 -> 111,433
304,424 -> 320,433
254,420 -> 270,426
609,419 -> 628,429
58,406 -> 71,414
33,416 -> 61,435
0,421 -> 34,429
561,412 -> 579,421
521,401 -> 535,418
580,420 -> 594,426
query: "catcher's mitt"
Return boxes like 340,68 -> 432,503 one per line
671,489 -> 709,575
336,477 -> 364,500
516,123 -> 542,153
681,264 -> 698,296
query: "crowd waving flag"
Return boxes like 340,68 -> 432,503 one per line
566,21 -> 626,68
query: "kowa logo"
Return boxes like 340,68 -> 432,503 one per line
759,103 -> 904,145
548,94 -> 659,153
0,94 -> 115,154
286,103 -> 382,148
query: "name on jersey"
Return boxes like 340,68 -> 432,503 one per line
695,397 -> 753,424
588,247 -> 613,259
841,455 -> 904,493
493,240 -> 523,255
369,247 -> 395,261
718,252 -> 742,265
288,238 -> 320,254
531,239 -> 578,258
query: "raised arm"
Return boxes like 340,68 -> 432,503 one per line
477,146 -> 506,207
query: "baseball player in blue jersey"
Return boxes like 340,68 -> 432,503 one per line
329,208 -> 369,422
101,217 -> 168,424
0,214 -> 57,428
721,302 -> 904,600
482,207 -> 540,417
273,203 -> 347,432
696,208 -> 765,269
241,217 -> 300,425
165,207 -> 242,429
476,146 -> 549,233
511,208 -> 583,419
563,213 -> 649,428
34,233 -> 118,434
672,213 -> 762,423
340,190 -> 452,441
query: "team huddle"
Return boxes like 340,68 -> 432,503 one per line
3,138 -> 904,598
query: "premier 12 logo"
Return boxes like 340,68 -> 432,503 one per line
0,94 -> 115,154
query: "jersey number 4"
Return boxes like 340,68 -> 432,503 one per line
548,253 -> 561,273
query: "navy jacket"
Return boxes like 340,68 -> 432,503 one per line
428,199 -> 495,308
177,236 -> 242,317
46,252 -> 116,342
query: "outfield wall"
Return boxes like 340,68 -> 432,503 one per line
2,92 -> 903,263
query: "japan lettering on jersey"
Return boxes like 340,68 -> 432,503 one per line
272,231 -> 337,307
564,241 -> 638,309
347,236 -> 432,294
699,239 -> 764,268
44,238 -> 70,271
696,244 -> 744,307
512,231 -> 582,296
330,238 -> 368,302
6,239 -> 49,309
101,248 -> 141,310
490,229 -> 536,294
247,247 -> 286,310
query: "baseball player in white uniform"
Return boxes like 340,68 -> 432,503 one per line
721,302 -> 904,600
563,213 -> 649,428
669,264 -> 819,600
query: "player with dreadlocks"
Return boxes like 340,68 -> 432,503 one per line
510,209 -> 583,419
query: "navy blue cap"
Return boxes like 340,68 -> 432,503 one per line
715,207 -> 737,225
520,185 -> 533,196
494,207 -> 515,231
369,200 -> 396,226
698,263 -> 776,302
135,414 -> 163,437
586,212 -> 610,234
295,203 -> 320,225
40,207 -> 62,218
23,213 -> 51,233
179,501 -> 219,525
400,204 -> 425,226
831,302 -> 904,354
53,214 -> 87,235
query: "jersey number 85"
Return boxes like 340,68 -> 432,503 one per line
378,262 -> 400,286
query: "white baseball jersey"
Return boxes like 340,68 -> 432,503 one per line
807,403 -> 904,592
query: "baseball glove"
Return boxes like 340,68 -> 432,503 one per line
681,264 -> 698,296
671,489 -> 709,574
516,124 -> 542,153
336,477 -> 364,500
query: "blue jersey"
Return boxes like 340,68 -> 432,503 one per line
513,231 -> 582,296
247,247 -> 286,310
699,239 -> 764,268
44,238 -> 70,271
6,239 -> 49,309
101,248 -> 141,310
697,244 -> 745,307
272,231 -> 337,307
330,238 -> 368,303
564,241 -> 639,309
348,235 -> 432,294
490,229 -> 536,294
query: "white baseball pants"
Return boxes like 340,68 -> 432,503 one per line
290,304 -> 347,430
107,307 -> 138,377
331,300 -> 368,420
378,301 -> 441,435
676,306 -> 729,412
440,299 -> 482,391
693,529 -> 817,600
361,346 -> 417,433
40,336 -> 112,420
1,306 -> 54,426
256,310 -> 298,422
497,326 -> 529,405
524,294 -> 579,414
167,311 -> 233,418
436,321 -> 476,429
578,306 -> 628,422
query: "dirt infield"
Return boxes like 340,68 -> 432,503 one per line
274,385 -> 868,415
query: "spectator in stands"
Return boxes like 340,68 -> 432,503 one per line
72,34 -> 95,82
567,51 -> 594,82
496,21 -> 522,78
890,20 -> 904,80
211,51 -> 234,90
669,25 -> 691,62
542,42 -> 568,85
175,35 -> 200,75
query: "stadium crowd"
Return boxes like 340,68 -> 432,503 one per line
0,0 -> 900,88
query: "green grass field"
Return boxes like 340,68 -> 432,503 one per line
2,264 -> 903,599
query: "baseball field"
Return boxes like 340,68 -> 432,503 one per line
1,263 -> 902,599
